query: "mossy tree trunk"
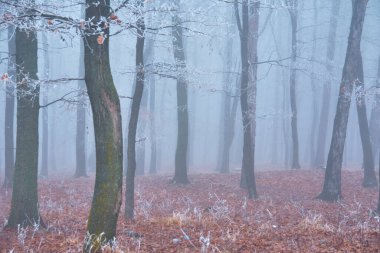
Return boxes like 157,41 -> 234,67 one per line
172,4 -> 190,184
318,0 -> 368,201
7,23 -> 42,228
125,1 -> 145,220
3,25 -> 16,189
83,1 -> 123,250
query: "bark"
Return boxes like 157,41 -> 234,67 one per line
75,4 -> 87,178
3,25 -> 15,189
318,0 -> 368,201
172,7 -> 190,184
135,89 -> 148,176
235,0 -> 258,198
125,6 -> 145,220
7,23 -> 42,227
83,1 -> 123,250
288,0 -> 300,169
314,0 -> 341,169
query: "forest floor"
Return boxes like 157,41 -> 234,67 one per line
1,170 -> 380,252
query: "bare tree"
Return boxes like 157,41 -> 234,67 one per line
234,0 -> 259,198
125,0 -> 146,219
318,0 -> 369,201
287,0 -> 300,169
314,0 -> 341,169
171,1 -> 190,184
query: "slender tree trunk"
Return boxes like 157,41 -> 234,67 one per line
309,0 -> 318,167
3,25 -> 15,189
235,0 -> 258,198
83,1 -> 123,249
314,0 -> 341,169
125,5 -> 145,219
369,56 -> 380,165
288,0 -> 300,169
7,21 -> 42,227
75,41 -> 87,178
135,90 -> 148,176
148,57 -> 157,174
40,31 -> 49,178
318,0 -> 368,201
75,4 -> 87,178
356,66 -> 377,187
172,7 -> 190,184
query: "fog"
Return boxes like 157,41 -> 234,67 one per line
0,0 -> 378,175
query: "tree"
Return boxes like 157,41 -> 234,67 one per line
3,25 -> 15,189
287,0 -> 300,169
7,12 -> 43,227
125,0 -> 146,219
234,0 -> 259,198
83,0 -> 123,250
369,56 -> 380,165
314,0 -> 341,169
217,9 -> 239,174
171,1 -> 190,184
74,6 -> 87,178
40,29 -> 49,178
318,0 -> 369,201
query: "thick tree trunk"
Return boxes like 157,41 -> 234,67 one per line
318,0 -> 368,201
3,25 -> 15,189
235,0 -> 258,198
172,9 -> 190,184
314,0 -> 341,169
7,24 -> 42,227
75,5 -> 87,178
83,1 -> 123,250
125,9 -> 145,220
288,1 -> 300,169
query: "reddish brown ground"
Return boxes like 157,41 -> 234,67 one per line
0,170 -> 379,252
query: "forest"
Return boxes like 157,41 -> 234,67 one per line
0,0 -> 380,252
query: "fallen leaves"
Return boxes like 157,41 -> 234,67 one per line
0,170 -> 379,252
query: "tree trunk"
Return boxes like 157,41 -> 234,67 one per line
83,1 -> 123,250
235,0 -> 258,199
125,6 -> 145,219
356,64 -> 377,187
318,0 -> 368,201
7,23 -> 42,228
288,1 -> 300,169
172,7 -> 190,184
135,89 -> 148,176
309,0 -> 318,167
314,0 -> 341,169
369,56 -> 380,165
148,55 -> 157,175
40,31 -> 49,178
75,4 -> 87,178
3,25 -> 15,189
